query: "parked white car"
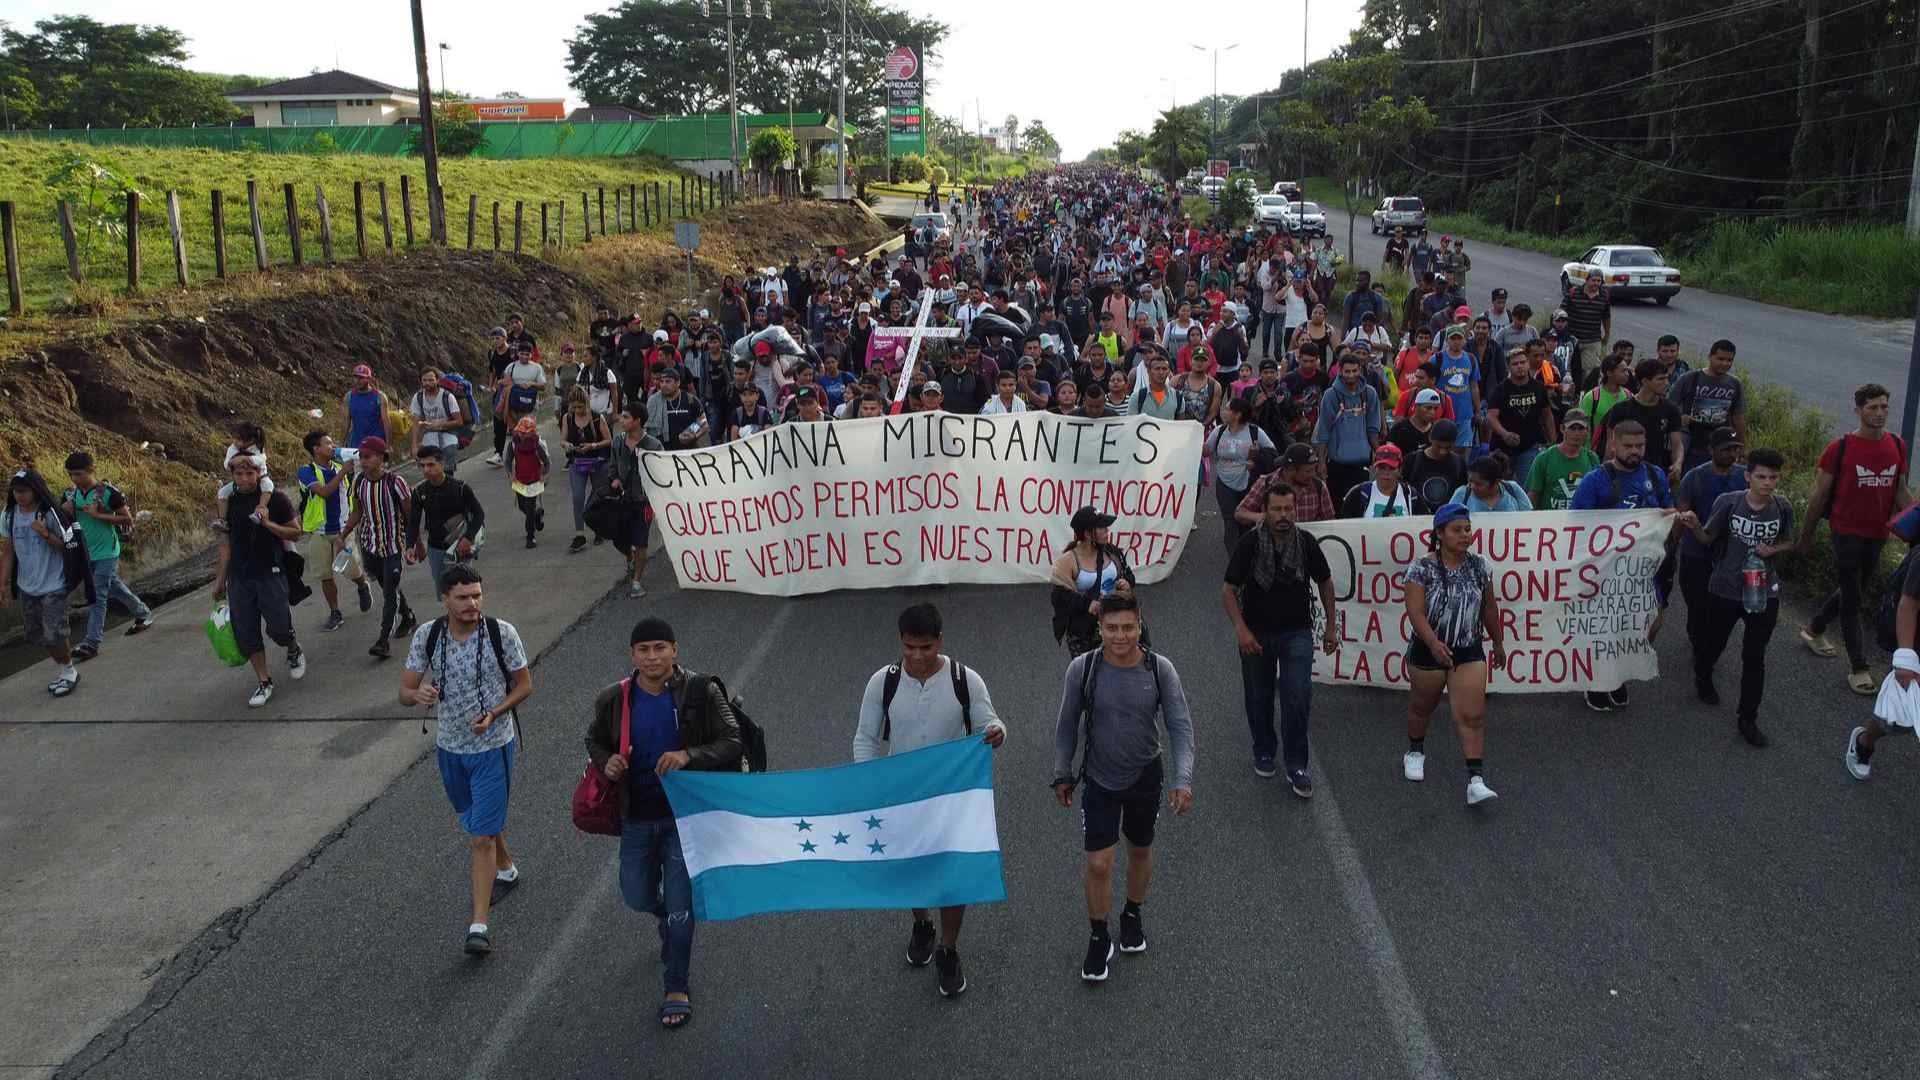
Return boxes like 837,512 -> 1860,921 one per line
1560,245 -> 1683,304
1252,194 -> 1290,227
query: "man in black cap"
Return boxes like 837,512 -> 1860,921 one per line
1236,443 -> 1334,527
586,617 -> 742,1030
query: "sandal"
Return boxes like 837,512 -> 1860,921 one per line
659,998 -> 692,1030
49,674 -> 78,697
71,643 -> 99,663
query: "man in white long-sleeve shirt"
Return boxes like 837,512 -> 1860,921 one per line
852,603 -> 1006,999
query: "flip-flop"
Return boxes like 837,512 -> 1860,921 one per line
659,999 -> 692,1030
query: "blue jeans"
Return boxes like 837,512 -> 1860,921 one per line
84,557 -> 151,648
1239,629 -> 1316,773
1510,445 -> 1542,487
567,462 -> 601,532
620,817 -> 694,996
1260,311 -> 1286,356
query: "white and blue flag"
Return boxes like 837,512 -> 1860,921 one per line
661,735 -> 1005,921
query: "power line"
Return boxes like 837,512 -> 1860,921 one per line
1560,100 -> 1919,143
1403,0 -> 1793,66
1543,114 -> 1911,185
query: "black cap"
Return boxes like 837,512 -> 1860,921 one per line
1071,506 -> 1117,532
1281,443 -> 1316,467
1431,419 -> 1460,442
1708,426 -> 1742,449
630,617 -> 675,646
1259,358 -> 1280,372
793,386 -> 817,401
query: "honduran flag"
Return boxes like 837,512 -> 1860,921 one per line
660,735 -> 1006,921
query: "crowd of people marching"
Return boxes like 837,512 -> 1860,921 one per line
7,164 -> 1917,1025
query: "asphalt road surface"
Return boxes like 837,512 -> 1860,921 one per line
59,502 -> 1920,1080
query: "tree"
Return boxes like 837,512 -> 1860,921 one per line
0,16 -> 253,128
748,126 -> 797,173
409,101 -> 489,157
1148,106 -> 1209,182
1112,129 -> 1149,166
1276,55 -> 1432,259
1021,119 -> 1061,162
565,1 -> 946,129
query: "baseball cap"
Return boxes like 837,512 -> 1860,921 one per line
1414,388 -> 1443,407
1071,506 -> 1117,532
919,382 -> 944,398
1552,308 -> 1570,320
357,436 -> 389,458
1434,501 -> 1471,529
752,341 -> 774,357
697,308 -> 710,318
857,302 -> 873,313
1259,358 -> 1280,372
1563,409 -> 1592,430
488,326 -> 507,338
1445,326 -> 1467,340
1453,305 -> 1472,318
1373,444 -> 1404,467
513,416 -> 537,436
1281,443 -> 1316,467
793,386 -> 817,401
1440,234 -> 1451,242
653,329 -> 669,342
1431,419 -> 1460,442
351,363 -> 373,378
1709,425 -> 1742,449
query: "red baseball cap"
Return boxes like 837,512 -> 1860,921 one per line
352,363 -> 373,378
752,341 -> 773,356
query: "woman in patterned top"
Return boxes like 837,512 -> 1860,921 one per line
1401,502 -> 1507,807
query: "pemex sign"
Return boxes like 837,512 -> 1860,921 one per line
885,45 -> 925,158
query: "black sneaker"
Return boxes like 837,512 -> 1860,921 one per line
464,927 -> 492,955
368,638 -> 391,660
1695,678 -> 1720,705
906,917 -> 936,967
392,611 -> 418,640
525,537 -> 537,549
1739,718 -> 1770,748
1609,687 -> 1630,709
935,945 -> 966,998
568,535 -> 588,554
1081,932 -> 1114,982
1584,691 -> 1614,712
1118,909 -> 1147,954
1289,770 -> 1314,800
535,508 -> 546,532
321,610 -> 345,633
356,581 -> 373,613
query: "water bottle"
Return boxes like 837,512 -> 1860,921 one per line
331,545 -> 353,576
1741,550 -> 1769,614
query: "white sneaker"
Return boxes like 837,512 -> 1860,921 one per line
1402,751 -> 1425,782
287,646 -> 307,681
629,581 -> 647,598
1845,726 -> 1871,781
248,681 -> 275,708
485,452 -> 502,467
1466,775 -> 1498,805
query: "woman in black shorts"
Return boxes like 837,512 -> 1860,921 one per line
1401,501 -> 1506,806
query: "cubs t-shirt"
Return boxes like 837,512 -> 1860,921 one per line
1818,433 -> 1907,539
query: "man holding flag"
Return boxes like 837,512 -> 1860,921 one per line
853,604 -> 1008,998
586,617 -> 743,1031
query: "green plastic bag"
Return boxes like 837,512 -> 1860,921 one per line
205,603 -> 246,667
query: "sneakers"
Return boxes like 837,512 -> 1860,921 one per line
485,452 -> 503,467
1252,754 -> 1276,778
629,581 -> 647,599
248,680 -> 275,708
1801,626 -> 1838,657
568,535 -> 588,554
1466,775 -> 1498,805
1608,687 -> 1630,709
287,645 -> 307,681
1402,751 -> 1425,782
525,537 -> 537,549
369,638 -> 391,660
1118,908 -> 1147,954
1848,668 -> 1877,696
1695,677 -> 1720,705
1845,726 -> 1871,780
322,610 -> 345,632
1738,718 -> 1770,748
935,945 -> 966,997
906,918 -> 936,967
1289,770 -> 1314,800
1081,932 -> 1114,982
464,924 -> 492,954
1584,691 -> 1615,712
356,581 -> 373,613
392,611 -> 418,640
125,615 -> 157,636
71,643 -> 98,663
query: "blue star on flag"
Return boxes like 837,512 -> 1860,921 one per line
868,839 -> 887,854
864,814 -> 884,830
832,832 -> 851,845
799,840 -> 818,853
794,819 -> 813,831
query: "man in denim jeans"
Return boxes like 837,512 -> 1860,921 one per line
62,452 -> 154,662
1221,482 -> 1342,796
586,617 -> 742,1031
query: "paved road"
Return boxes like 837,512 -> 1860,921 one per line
1316,204 -> 1913,435
57,501 -> 1920,1080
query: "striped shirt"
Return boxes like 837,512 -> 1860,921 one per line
352,471 -> 412,557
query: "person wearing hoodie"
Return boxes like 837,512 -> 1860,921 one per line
1313,354 -> 1383,506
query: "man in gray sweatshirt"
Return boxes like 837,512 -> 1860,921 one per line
1052,594 -> 1195,983
1313,352 -> 1383,509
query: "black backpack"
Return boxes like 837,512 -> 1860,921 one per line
1876,546 -> 1920,655
1073,649 -> 1162,782
420,616 -> 513,736
880,660 -> 972,741
697,672 -> 766,773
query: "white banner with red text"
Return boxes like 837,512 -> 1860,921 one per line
1303,510 -> 1676,693
638,413 -> 1203,596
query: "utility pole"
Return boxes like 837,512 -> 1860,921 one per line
438,43 -> 449,95
1461,6 -> 1483,209
835,0 -> 848,200
1190,42 -> 1239,163
409,0 -> 445,245
704,0 -> 755,176
1907,106 -> 1920,238
1300,0 -> 1310,181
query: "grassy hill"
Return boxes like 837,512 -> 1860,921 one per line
0,142 -> 705,311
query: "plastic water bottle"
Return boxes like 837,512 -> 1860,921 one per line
1741,550 -> 1769,614
331,547 -> 353,576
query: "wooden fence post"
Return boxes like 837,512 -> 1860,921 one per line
352,181 -> 366,260
598,187 -> 606,236
466,194 -> 477,250
315,185 -> 334,265
492,201 -> 501,250
642,185 -> 651,228
283,183 -> 302,266
558,201 -> 567,248
377,180 -> 393,250
165,190 -> 189,286
247,181 -> 268,271
612,186 -> 622,234
399,176 -> 415,246
1,202 -> 22,315
628,183 -> 637,229
540,203 -> 549,247
582,192 -> 591,242
125,190 -> 142,293
656,181 -> 665,222
513,201 -> 524,254
211,190 -> 228,279
57,200 -> 82,282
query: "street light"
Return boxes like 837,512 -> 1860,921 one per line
1189,42 -> 1238,165
437,43 -> 449,95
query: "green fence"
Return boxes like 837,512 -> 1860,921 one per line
0,115 -> 828,160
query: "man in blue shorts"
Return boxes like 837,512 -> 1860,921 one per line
399,564 -> 534,955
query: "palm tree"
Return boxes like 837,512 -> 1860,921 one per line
1148,106 -> 1209,183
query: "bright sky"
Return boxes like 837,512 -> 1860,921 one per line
8,0 -> 1361,158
